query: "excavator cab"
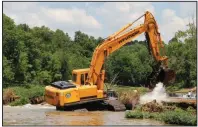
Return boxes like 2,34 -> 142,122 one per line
71,68 -> 90,86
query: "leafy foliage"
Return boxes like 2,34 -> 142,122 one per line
161,109 -> 197,125
167,21 -> 196,88
125,107 -> 197,126
105,42 -> 154,86
3,14 -> 97,87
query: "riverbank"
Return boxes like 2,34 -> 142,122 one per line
3,85 -> 45,106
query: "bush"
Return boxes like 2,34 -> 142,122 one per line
186,106 -> 196,115
10,97 -> 29,106
125,110 -> 159,119
28,85 -> 45,98
125,110 -> 143,118
37,71 -> 52,85
125,108 -> 197,126
161,109 -> 197,126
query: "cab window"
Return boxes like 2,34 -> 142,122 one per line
81,74 -> 84,85
72,74 -> 77,82
85,73 -> 88,80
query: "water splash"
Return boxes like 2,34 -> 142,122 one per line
140,82 -> 169,104
21,103 -> 55,109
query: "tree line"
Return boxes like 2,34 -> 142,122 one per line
3,14 -> 196,89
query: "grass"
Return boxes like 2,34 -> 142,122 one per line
125,106 -> 197,126
105,83 -> 149,95
174,88 -> 196,93
3,85 -> 45,106
166,85 -> 196,93
3,121 -> 9,126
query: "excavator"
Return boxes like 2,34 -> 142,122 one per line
44,11 -> 175,111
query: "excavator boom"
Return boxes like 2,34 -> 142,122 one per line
86,11 -> 175,89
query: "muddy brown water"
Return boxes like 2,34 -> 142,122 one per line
3,104 -> 165,125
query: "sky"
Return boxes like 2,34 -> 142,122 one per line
3,2 -> 196,43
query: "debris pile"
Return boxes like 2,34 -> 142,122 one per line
141,100 -> 163,112
3,89 -> 20,105
118,90 -> 140,109
29,96 -> 45,104
140,100 -> 176,113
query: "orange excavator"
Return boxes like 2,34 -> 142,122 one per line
44,11 -> 175,111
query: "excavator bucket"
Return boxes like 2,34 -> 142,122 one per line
146,66 -> 176,89
157,68 -> 176,86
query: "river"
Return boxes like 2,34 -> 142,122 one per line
3,104 -> 165,125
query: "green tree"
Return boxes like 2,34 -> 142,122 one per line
105,42 -> 153,86
167,20 -> 196,88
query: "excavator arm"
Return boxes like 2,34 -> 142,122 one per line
86,11 -> 175,89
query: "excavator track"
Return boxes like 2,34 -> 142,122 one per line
104,99 -> 126,111
56,97 -> 126,111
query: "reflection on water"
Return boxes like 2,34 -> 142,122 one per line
45,111 -> 104,125
3,104 -> 165,125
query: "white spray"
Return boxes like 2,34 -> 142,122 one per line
140,82 -> 169,104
